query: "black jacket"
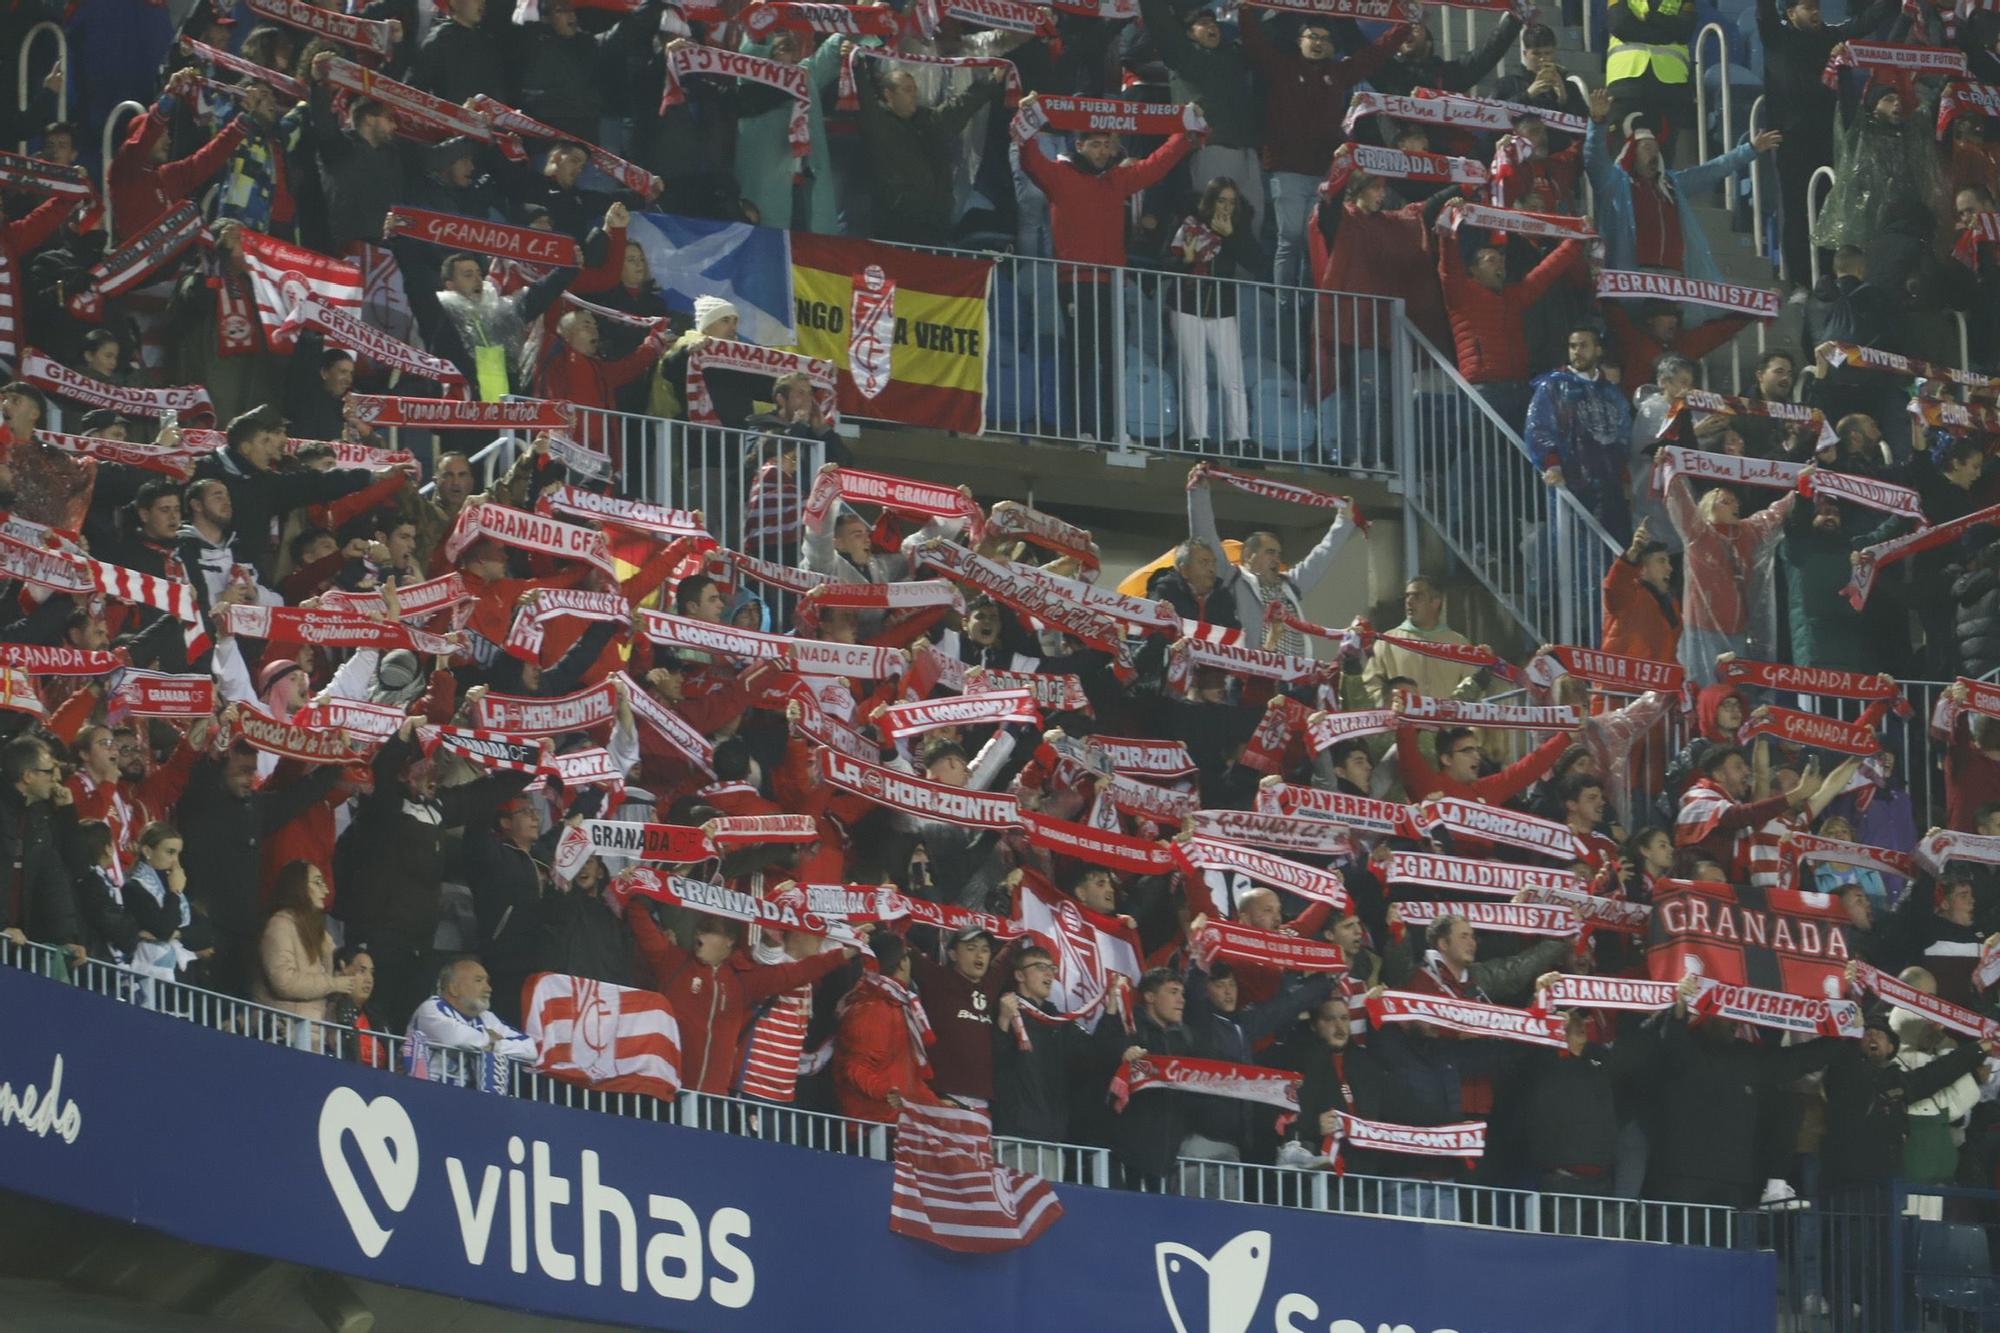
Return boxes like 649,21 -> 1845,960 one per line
467,824 -> 556,990
1756,0 -> 1897,136
75,864 -> 141,961
1108,1011 -> 1215,1179
176,759 -> 344,941
528,884 -> 643,990
1640,1013 -> 1838,1193
1514,1042 -> 1623,1173
412,19 -> 508,104
992,996 -> 1122,1143
0,786 -> 79,947
189,446 -> 374,574
1822,1039 -> 1988,1188
1373,17 -> 1519,96
1293,1039 -> 1407,1174
308,86 -> 409,253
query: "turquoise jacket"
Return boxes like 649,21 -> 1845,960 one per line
1582,118 -> 1757,282
734,33 -> 847,234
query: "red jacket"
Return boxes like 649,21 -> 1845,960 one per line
1603,305 -> 1749,398
65,739 -> 197,875
1599,555 -> 1681,664
1395,724 -> 1571,805
534,332 -> 662,450
833,982 -> 944,1122
626,902 -> 849,1092
1437,236 -> 1584,383
1312,199 -> 1448,355
1018,132 -> 1198,275
107,108 -> 245,244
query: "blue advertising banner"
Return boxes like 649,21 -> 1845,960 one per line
0,968 -> 1775,1332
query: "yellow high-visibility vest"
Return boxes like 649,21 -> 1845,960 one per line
1606,0 -> 1692,85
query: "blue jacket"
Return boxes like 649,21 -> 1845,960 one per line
1583,119 -> 1758,281
1526,365 -> 1636,539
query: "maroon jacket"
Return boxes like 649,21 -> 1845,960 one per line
107,107 -> 245,244
1241,11 -> 1400,177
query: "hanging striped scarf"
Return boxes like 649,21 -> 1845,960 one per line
738,984 -> 814,1101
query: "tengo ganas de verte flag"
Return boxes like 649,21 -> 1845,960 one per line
1647,877 -> 1852,998
788,233 -> 991,434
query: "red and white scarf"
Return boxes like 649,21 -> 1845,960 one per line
711,548 -> 830,598
1596,269 -> 1779,318
1823,341 -> 1994,389
1258,782 -> 1425,838
980,502 -> 1100,571
539,484 -> 706,541
77,554 -> 208,655
1915,827 -> 2000,876
1398,694 -> 1579,732
1324,1112 -> 1486,1167
1173,836 -> 1349,910
837,45 -> 1023,113
504,587 -> 630,660
1192,919 -> 1347,974
1652,445 -> 1927,523
224,706 -> 367,765
1933,675 -> 2000,739
1718,658 -> 1908,714
466,96 -> 659,196
1004,562 -> 1176,633
390,206 -> 580,269
1420,797 -> 1592,862
622,672 -> 716,776
912,642 -> 1091,714
1690,979 -> 1860,1039
444,501 -> 613,576
0,533 -> 94,595
1384,851 -> 1583,899
685,340 -> 837,423
421,725 -> 554,777
815,746 -> 1019,828
1738,701 -> 1887,756
214,603 -> 457,656
660,45 -> 810,171
473,679 -> 620,736
20,349 -> 213,422
1851,961 -> 1997,1040
1366,990 -> 1568,1047
620,868 -> 861,945
1110,1054 -> 1299,1114
176,36 -> 308,100
1344,88 -> 1587,137
34,430 -> 202,479
1347,618 -> 1521,683
1017,809 -> 1177,875
916,0 -> 1059,37
0,643 -> 124,676
323,58 -> 520,158
1193,809 -> 1352,858
839,970 -> 934,1071
348,394 -> 573,430
293,697 -> 407,742
1323,141 -> 1487,197
1196,463 -> 1368,533
1441,200 -> 1599,243
1167,637 -> 1335,689
583,820 -> 718,863
1009,95 -> 1202,145
1658,389 -> 1835,449
1516,882 -> 1652,936
1821,39 -> 1966,89
1534,975 -> 1678,1012
1953,212 -> 2000,267
639,609 -> 902,678
918,543 -> 1128,666
106,670 -> 213,721
1247,0 -> 1423,17
245,0 -> 397,55
805,465 -> 981,536
878,690 -> 1040,741
317,571 -> 469,621
1938,81 -> 2000,140
1090,736 -> 1196,781
744,0 -> 905,38
1911,397 -> 2000,437
294,296 -> 471,392
799,579 -> 963,629
709,814 -> 819,847
1524,644 -> 1684,695
1846,500 -> 2000,609
1394,900 -> 1580,938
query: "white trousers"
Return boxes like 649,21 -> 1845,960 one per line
1171,311 -> 1250,442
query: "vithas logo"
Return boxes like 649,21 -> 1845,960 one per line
1157,1230 -> 1270,1333
318,1088 -> 420,1258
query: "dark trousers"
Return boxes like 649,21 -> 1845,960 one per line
1609,74 -> 1696,163
1775,125 -> 1834,288
365,938 -> 435,1037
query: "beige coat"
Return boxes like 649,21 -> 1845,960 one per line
253,910 -> 339,1022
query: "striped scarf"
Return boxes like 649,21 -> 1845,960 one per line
738,985 -> 814,1102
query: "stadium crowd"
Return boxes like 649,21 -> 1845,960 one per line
1,0 -> 2000,1217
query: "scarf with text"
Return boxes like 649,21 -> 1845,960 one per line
1193,809 -> 1354,858
686,339 -> 837,423
1173,836 -> 1349,909
294,697 -> 406,742
1659,389 -> 1835,450
620,868 -> 861,945
1324,1113 -> 1486,1168
837,45 -> 1023,113
177,427 -> 417,474
1953,212 -> 2000,267
323,58 -> 521,158
1845,501 -> 2000,609
33,430 -> 202,479
1938,81 -> 2000,140
505,587 -> 632,661
1652,445 -> 1927,523
1516,882 -> 1651,936
390,206 -> 580,269
798,579 -> 964,631
640,609 -> 904,679
421,725 -> 554,778
538,485 -> 705,541
1167,637 -> 1335,691
1194,919 -> 1347,974
1009,96 -> 1203,146
1691,979 -> 1861,1038
709,814 -> 819,847
464,96 -> 660,197
445,501 -> 613,577
805,465 -> 981,538
816,746 -> 1019,827
1348,617 -> 1522,683
918,542 -> 1129,668
917,0 -> 1059,37
1441,200 -> 1600,245
709,547 -> 830,599
223,706 -> 367,765
1821,39 -> 1967,90
1915,827 -> 2000,875
1979,935 -> 2000,991
317,572 -> 469,621
1039,739 -> 1197,825
1366,989 -> 1568,1047
743,0 -> 905,37
472,679 -> 620,736
1737,701 -> 1888,756
1524,644 -> 1684,694
214,603 -> 457,656
582,820 -> 718,863
1420,796 -> 1593,862
244,0 -> 398,54
20,349 -> 213,422
980,503 -> 1100,571
1718,658 -> 1909,715
878,690 -> 1041,740
1398,694 -> 1579,732
1196,463 -> 1368,533
295,296 -> 472,391
1535,975 -> 1678,1012
622,672 -> 716,776
1911,397 -> 2000,437
0,533 -> 94,595
1016,809 -> 1176,875
1851,961 -> 1997,1040
1344,88 -> 1587,137
348,395 -> 572,431
0,669 -> 39,718
660,45 -> 809,170
1823,341 -> 1994,389
176,36 -> 308,100
106,671 -> 213,721
1932,676 -> 2000,739
63,202 -> 205,321
1258,782 -> 1425,838
1110,1054 -> 1299,1115
1322,141 -> 1487,198
1394,900 -> 1581,938
0,643 -> 124,676
1384,851 -> 1584,898
1006,562 -> 1177,633
912,643 -> 1091,714
1091,736 -> 1197,781
1597,270 -> 1779,317
1246,0 -> 1422,16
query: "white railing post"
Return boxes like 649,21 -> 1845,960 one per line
17,21 -> 66,153
1692,24 -> 1733,195
1746,95 -> 1767,259
1805,166 -> 1836,287
1109,266 -> 1129,446
100,101 -> 146,242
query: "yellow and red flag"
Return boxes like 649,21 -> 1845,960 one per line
788,234 -> 990,434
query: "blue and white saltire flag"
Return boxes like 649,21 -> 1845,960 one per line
628,212 -> 795,348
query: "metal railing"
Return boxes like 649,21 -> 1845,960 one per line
0,936 -> 1742,1251
99,101 -> 147,241
1398,320 -> 1624,650
902,244 -> 1402,476
1806,165 -> 1837,288
1747,94 -> 1769,263
16,21 -> 64,154
1693,23 -> 1737,200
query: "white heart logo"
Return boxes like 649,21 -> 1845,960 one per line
1156,1230 -> 1271,1333
318,1088 -> 420,1258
